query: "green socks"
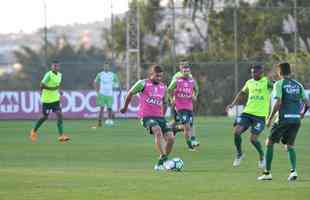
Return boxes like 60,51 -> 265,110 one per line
57,117 -> 64,135
34,115 -> 64,135
190,136 -> 196,141
158,155 -> 168,165
265,145 -> 296,173
251,140 -> 264,160
234,134 -> 242,156
265,144 -> 274,172
287,147 -> 296,171
33,116 -> 47,132
186,140 -> 193,148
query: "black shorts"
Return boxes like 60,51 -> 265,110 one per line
269,123 -> 300,145
42,101 -> 61,115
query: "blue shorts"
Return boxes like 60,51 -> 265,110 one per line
234,113 -> 265,135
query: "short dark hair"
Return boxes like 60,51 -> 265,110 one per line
179,59 -> 188,63
250,64 -> 264,71
52,60 -> 60,65
277,62 -> 291,76
149,65 -> 163,74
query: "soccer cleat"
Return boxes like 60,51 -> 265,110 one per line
257,172 -> 273,181
91,125 -> 100,129
186,140 -> 196,151
191,139 -> 200,147
288,170 -> 298,181
258,158 -> 266,169
58,134 -> 70,142
188,148 -> 196,152
154,154 -> 168,170
233,154 -> 245,167
154,164 -> 165,171
29,129 -> 38,142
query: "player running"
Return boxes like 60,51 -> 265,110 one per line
93,63 -> 120,127
258,62 -> 310,181
29,60 -> 70,143
120,65 -> 175,171
226,64 -> 273,168
167,63 -> 199,150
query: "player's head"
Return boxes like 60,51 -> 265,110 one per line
276,62 -> 291,77
51,60 -> 60,71
179,60 -> 190,70
102,62 -> 110,71
250,64 -> 264,80
149,65 -> 163,84
179,60 -> 191,76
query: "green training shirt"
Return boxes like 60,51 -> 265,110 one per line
41,71 -> 62,103
274,78 -> 307,123
172,71 -> 192,81
242,76 -> 273,117
129,79 -> 146,95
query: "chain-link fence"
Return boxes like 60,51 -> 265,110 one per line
1,1 -> 310,116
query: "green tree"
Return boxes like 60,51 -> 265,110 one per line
11,36 -> 108,90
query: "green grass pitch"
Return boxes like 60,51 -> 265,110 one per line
0,117 -> 309,200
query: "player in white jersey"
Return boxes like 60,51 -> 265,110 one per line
93,63 -> 120,127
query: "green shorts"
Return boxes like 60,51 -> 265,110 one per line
269,123 -> 300,145
96,94 -> 113,108
141,117 -> 173,135
176,109 -> 193,126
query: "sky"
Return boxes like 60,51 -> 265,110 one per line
0,0 -> 129,34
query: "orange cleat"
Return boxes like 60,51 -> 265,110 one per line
58,134 -> 70,142
29,129 -> 38,142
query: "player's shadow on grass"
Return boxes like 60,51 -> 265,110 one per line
182,169 -> 210,173
295,178 -> 310,183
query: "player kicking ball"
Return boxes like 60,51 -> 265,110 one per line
167,63 -> 199,151
120,65 -> 175,171
29,60 -> 70,143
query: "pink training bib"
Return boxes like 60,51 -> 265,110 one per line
174,77 -> 195,111
138,80 -> 166,118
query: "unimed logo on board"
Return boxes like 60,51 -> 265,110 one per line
0,92 -> 19,113
0,91 -> 139,119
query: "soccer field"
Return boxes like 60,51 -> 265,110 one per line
0,117 -> 309,200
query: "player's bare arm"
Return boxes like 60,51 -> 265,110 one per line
226,89 -> 248,112
267,98 -> 282,128
120,92 -> 133,113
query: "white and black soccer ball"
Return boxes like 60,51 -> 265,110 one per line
164,158 -> 184,171
105,119 -> 114,126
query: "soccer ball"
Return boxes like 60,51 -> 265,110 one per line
105,119 -> 114,127
164,158 -> 184,171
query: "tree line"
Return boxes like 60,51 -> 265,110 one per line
2,0 -> 310,115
